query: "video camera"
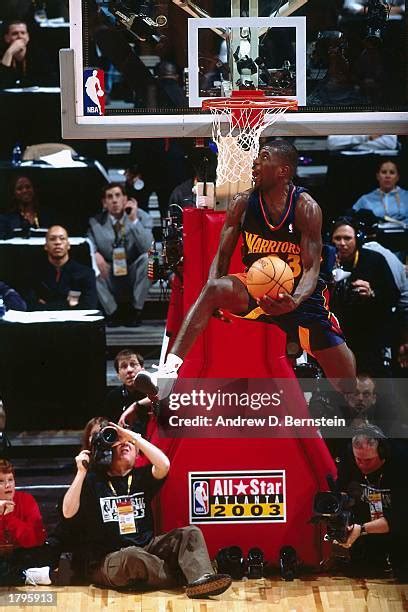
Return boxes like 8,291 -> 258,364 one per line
148,205 -> 183,287
89,426 -> 119,468
311,475 -> 355,543
95,0 -> 167,45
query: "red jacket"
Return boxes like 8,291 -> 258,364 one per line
0,491 -> 46,548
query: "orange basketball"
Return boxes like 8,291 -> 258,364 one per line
247,256 -> 294,300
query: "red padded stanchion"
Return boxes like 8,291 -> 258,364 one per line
157,209 -> 335,567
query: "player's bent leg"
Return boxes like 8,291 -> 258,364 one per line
133,276 -> 249,399
171,275 -> 250,359
314,342 -> 356,395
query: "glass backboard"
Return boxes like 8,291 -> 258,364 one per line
62,0 -> 408,138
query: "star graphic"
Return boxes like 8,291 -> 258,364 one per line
235,480 -> 248,495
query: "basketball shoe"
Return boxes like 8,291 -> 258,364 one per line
133,354 -> 183,400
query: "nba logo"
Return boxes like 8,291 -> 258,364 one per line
193,481 -> 209,515
83,68 -> 105,116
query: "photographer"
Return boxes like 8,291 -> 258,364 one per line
330,218 -> 400,376
336,426 -> 408,581
62,423 -> 231,598
104,349 -> 153,437
87,183 -> 153,327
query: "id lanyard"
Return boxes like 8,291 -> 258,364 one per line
108,474 -> 137,535
365,474 -> 384,521
112,220 -> 128,276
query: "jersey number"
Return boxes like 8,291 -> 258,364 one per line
286,254 -> 301,278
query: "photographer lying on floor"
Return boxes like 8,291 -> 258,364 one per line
335,425 -> 408,581
62,423 -> 231,598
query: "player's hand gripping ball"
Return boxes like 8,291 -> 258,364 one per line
247,256 -> 294,300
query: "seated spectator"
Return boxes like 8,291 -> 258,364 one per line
62,423 -> 231,597
362,239 -> 408,369
0,175 -> 54,239
87,183 -> 153,326
352,159 -> 408,226
0,281 -> 26,311
330,217 -> 400,376
25,225 -> 97,310
0,459 -> 46,550
104,349 -> 154,437
0,20 -> 57,88
336,425 -> 408,582
342,374 -> 398,433
327,135 -> 398,153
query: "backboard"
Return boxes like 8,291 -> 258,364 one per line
62,0 -> 408,138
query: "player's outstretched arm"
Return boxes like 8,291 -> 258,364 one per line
292,193 -> 322,304
208,192 -> 249,280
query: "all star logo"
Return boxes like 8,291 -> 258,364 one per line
189,470 -> 286,524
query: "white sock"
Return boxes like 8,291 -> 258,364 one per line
166,353 -> 183,371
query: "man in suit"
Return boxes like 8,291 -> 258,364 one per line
87,183 -> 153,326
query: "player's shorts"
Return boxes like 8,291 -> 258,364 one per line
228,273 -> 345,355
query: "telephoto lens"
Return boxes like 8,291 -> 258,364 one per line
101,426 -> 119,445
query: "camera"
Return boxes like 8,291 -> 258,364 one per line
148,207 -> 183,287
90,426 -> 119,467
279,546 -> 299,581
96,1 -> 167,45
332,276 -> 366,307
247,547 -> 264,579
311,475 -> 355,543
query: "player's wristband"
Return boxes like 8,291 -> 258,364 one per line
360,524 -> 367,536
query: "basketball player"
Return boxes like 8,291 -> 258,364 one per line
138,140 -> 356,397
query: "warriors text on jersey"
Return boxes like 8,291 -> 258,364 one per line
229,185 -> 345,354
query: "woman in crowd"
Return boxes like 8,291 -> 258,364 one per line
0,459 -> 46,549
0,175 -> 53,238
352,159 -> 408,226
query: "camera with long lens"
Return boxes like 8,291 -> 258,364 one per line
95,0 -> 167,45
90,426 -> 119,467
332,276 -> 367,307
366,0 -> 390,41
310,475 -> 354,543
148,208 -> 183,286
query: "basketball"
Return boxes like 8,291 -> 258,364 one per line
247,256 -> 294,300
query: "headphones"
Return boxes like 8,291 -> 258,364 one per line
329,215 -> 367,250
350,423 -> 390,461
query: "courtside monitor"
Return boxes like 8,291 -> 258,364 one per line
63,0 -> 408,138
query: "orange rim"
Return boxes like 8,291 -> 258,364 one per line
202,96 -> 298,111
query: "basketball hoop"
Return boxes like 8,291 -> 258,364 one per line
202,91 -> 297,187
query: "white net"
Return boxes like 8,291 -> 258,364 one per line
208,105 -> 291,187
